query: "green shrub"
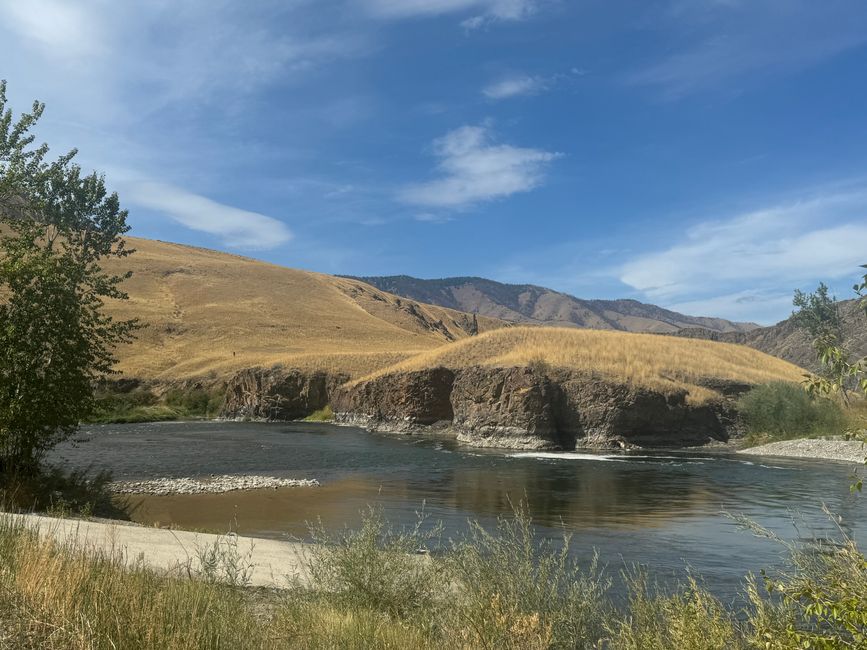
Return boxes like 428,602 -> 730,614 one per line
445,507 -> 611,649
742,519 -> 867,649
304,506 -> 446,622
609,572 -> 745,649
737,381 -> 846,442
88,385 -> 225,423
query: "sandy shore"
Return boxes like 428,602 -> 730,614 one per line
7,513 -> 311,588
739,438 -> 866,464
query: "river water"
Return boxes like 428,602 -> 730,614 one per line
50,420 -> 867,601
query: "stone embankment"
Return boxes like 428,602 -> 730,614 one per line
110,475 -> 319,495
220,365 -> 749,451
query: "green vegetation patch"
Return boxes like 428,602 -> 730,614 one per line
88,384 -> 225,424
737,381 -> 847,443
304,405 -> 334,422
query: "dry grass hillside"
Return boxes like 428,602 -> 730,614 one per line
103,238 -> 505,380
353,327 -> 805,403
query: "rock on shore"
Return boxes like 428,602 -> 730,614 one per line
110,475 -> 320,496
740,438 -> 866,464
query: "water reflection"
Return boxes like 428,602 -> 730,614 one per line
50,421 -> 867,601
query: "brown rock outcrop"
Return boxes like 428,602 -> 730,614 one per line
221,367 -> 348,420
331,368 -> 455,432
330,365 -> 747,450
450,367 -> 562,449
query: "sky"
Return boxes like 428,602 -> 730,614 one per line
2,0 -> 867,325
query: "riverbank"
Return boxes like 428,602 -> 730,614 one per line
739,437 -> 866,464
7,512 -> 310,588
2,506 -> 864,649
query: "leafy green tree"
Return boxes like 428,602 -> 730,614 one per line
794,279 -> 867,406
0,81 -> 137,473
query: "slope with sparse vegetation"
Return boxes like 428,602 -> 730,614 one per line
100,237 -> 506,381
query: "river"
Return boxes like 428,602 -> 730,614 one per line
50,420 -> 867,602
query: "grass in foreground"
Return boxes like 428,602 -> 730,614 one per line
1,506 -> 865,649
352,327 -> 805,404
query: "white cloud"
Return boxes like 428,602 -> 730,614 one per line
0,2 -> 361,119
619,187 -> 867,322
399,125 -> 560,209
361,0 -> 537,24
483,75 -> 548,99
126,181 -> 293,250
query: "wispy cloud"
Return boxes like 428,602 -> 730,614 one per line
361,0 -> 538,26
483,74 -> 548,99
628,0 -> 867,99
0,2 -> 348,252
619,186 -> 867,322
399,125 -> 560,209
126,181 -> 293,250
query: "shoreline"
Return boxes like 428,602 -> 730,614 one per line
109,474 -> 319,496
5,512 -> 310,588
738,438 -> 866,464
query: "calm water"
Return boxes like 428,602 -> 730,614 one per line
50,421 -> 867,601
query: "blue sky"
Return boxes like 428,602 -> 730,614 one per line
2,0 -> 867,324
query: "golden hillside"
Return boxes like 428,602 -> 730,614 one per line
353,326 -> 806,403
104,238 -> 506,380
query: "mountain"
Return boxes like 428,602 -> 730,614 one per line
103,239 -> 507,381
675,299 -> 867,372
350,276 -> 758,334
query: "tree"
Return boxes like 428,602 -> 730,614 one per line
793,281 -> 866,406
792,266 -> 867,491
0,81 -> 137,473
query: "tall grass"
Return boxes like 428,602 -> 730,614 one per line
0,517 -> 274,649
1,507 -> 864,649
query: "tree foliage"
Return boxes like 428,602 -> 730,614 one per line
793,277 -> 867,406
0,80 -> 137,472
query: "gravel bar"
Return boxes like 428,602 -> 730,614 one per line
110,475 -> 320,495
739,439 -> 866,464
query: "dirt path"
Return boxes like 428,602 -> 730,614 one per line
10,513 -> 311,588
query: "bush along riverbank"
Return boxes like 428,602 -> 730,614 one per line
1,506 -> 864,649
87,381 -> 226,424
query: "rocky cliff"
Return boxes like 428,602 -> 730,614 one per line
221,367 -> 348,420
331,366 -> 745,450
222,365 -> 747,450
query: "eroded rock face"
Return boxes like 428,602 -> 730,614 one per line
331,367 -> 455,432
330,365 -> 745,449
221,368 -> 348,420
451,367 -> 562,449
223,364 -> 748,450
553,373 -> 733,448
